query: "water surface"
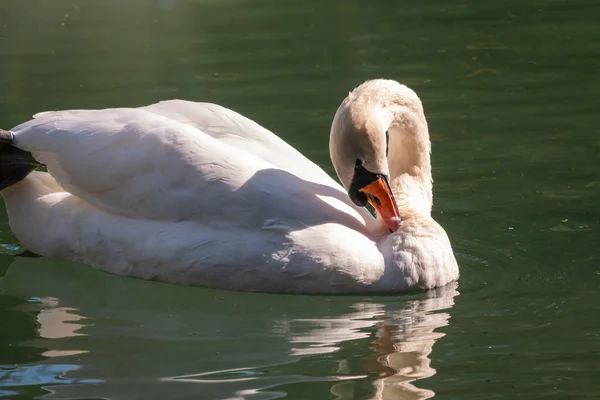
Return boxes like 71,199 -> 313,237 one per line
1,0 -> 599,399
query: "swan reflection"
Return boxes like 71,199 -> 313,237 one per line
3,257 -> 457,399
282,285 -> 457,399
165,283 -> 458,400
21,296 -> 89,358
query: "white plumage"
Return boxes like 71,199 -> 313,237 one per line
1,80 -> 459,293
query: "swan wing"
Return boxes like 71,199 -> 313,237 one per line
10,107 -> 369,231
140,100 -> 333,185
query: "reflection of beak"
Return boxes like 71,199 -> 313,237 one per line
359,177 -> 401,233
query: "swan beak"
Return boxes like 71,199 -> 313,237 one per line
359,178 -> 401,233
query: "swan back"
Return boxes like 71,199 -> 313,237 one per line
141,100 -> 334,186
10,106 -> 374,233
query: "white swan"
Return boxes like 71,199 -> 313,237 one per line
0,79 -> 458,293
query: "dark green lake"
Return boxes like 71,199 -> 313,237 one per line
1,0 -> 598,399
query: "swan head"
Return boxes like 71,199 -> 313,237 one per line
329,79 -> 429,233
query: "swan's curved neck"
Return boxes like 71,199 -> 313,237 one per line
329,80 -> 434,220
387,111 -> 433,217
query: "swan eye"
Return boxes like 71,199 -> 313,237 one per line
354,159 -> 362,169
367,193 -> 381,207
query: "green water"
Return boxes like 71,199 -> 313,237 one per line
1,0 -> 599,398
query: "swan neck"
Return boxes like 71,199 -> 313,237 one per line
387,113 -> 433,216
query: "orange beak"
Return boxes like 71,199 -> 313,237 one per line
359,177 -> 401,232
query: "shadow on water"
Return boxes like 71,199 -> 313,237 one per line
1,257 -> 458,399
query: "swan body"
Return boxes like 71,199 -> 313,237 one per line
0,80 -> 458,293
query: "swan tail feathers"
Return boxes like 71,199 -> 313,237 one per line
0,129 -> 44,191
